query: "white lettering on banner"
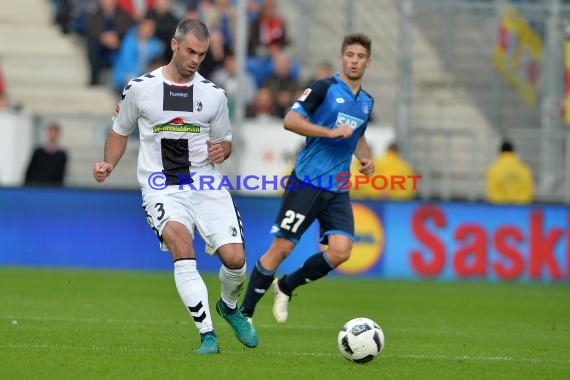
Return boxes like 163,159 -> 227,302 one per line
335,112 -> 364,130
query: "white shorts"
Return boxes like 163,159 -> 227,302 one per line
142,176 -> 244,255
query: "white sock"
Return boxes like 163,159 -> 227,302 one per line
218,263 -> 247,310
174,259 -> 213,334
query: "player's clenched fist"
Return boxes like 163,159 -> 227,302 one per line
206,140 -> 225,164
93,162 -> 113,182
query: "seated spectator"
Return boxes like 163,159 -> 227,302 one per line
246,86 -> 276,119
246,0 -> 262,22
145,0 -> 179,63
305,61 -> 333,87
246,41 -> 300,88
53,0 -> 73,34
247,0 -> 288,56
351,143 -> 417,200
262,52 -> 299,118
85,0 -> 135,86
211,52 -> 257,119
117,0 -> 155,20
24,123 -> 68,187
112,18 -> 164,93
200,28 -> 230,79
486,140 -> 534,204
0,64 -> 8,109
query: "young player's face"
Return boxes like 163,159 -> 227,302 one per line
171,33 -> 209,78
340,44 -> 371,81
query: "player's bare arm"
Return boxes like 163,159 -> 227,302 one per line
207,140 -> 231,164
92,130 -> 128,182
284,111 -> 354,139
354,137 -> 375,176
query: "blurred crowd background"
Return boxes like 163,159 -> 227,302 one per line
1,0 -> 570,205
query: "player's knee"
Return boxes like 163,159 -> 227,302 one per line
224,254 -> 245,269
218,244 -> 246,269
327,246 -> 352,266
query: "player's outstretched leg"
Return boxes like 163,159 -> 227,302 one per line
272,252 -> 334,323
271,278 -> 291,323
195,331 -> 221,354
216,299 -> 259,348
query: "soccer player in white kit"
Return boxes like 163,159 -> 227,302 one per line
92,19 -> 258,354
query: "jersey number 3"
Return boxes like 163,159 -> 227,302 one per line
280,210 -> 305,233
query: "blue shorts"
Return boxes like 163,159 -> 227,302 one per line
272,174 -> 354,244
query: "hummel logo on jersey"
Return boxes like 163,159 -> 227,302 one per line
163,83 -> 193,112
335,112 -> 364,130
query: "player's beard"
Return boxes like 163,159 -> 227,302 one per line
175,60 -> 196,79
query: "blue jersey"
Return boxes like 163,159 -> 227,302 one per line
290,74 -> 374,192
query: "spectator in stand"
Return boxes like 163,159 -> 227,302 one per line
198,0 -> 235,51
246,86 -> 275,119
53,0 -> 73,34
212,52 -> 257,120
112,18 -> 164,93
200,28 -> 230,79
486,140 -> 534,204
24,123 -> 68,187
146,0 -> 179,63
85,0 -> 135,86
246,41 -> 300,88
350,143 -> 417,200
0,63 -> 8,109
247,0 -> 288,56
305,61 -> 334,87
262,52 -> 299,118
245,0 -> 262,22
117,0 -> 155,20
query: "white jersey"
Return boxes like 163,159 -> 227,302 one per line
112,67 -> 232,194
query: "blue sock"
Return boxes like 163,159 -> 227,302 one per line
241,260 -> 275,317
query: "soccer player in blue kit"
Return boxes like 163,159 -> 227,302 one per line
240,33 -> 375,324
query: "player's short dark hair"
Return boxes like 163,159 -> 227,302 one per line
500,140 -> 514,152
47,122 -> 61,132
174,18 -> 209,42
388,142 -> 399,152
341,33 -> 372,56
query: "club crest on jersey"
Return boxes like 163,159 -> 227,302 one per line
194,100 -> 203,111
152,117 -> 201,133
335,112 -> 364,130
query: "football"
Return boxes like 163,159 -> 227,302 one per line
337,317 -> 385,364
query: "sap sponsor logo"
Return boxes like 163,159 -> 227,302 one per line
298,88 -> 312,102
334,112 -> 364,130
336,203 -> 384,275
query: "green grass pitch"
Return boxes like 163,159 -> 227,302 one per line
1,267 -> 569,379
